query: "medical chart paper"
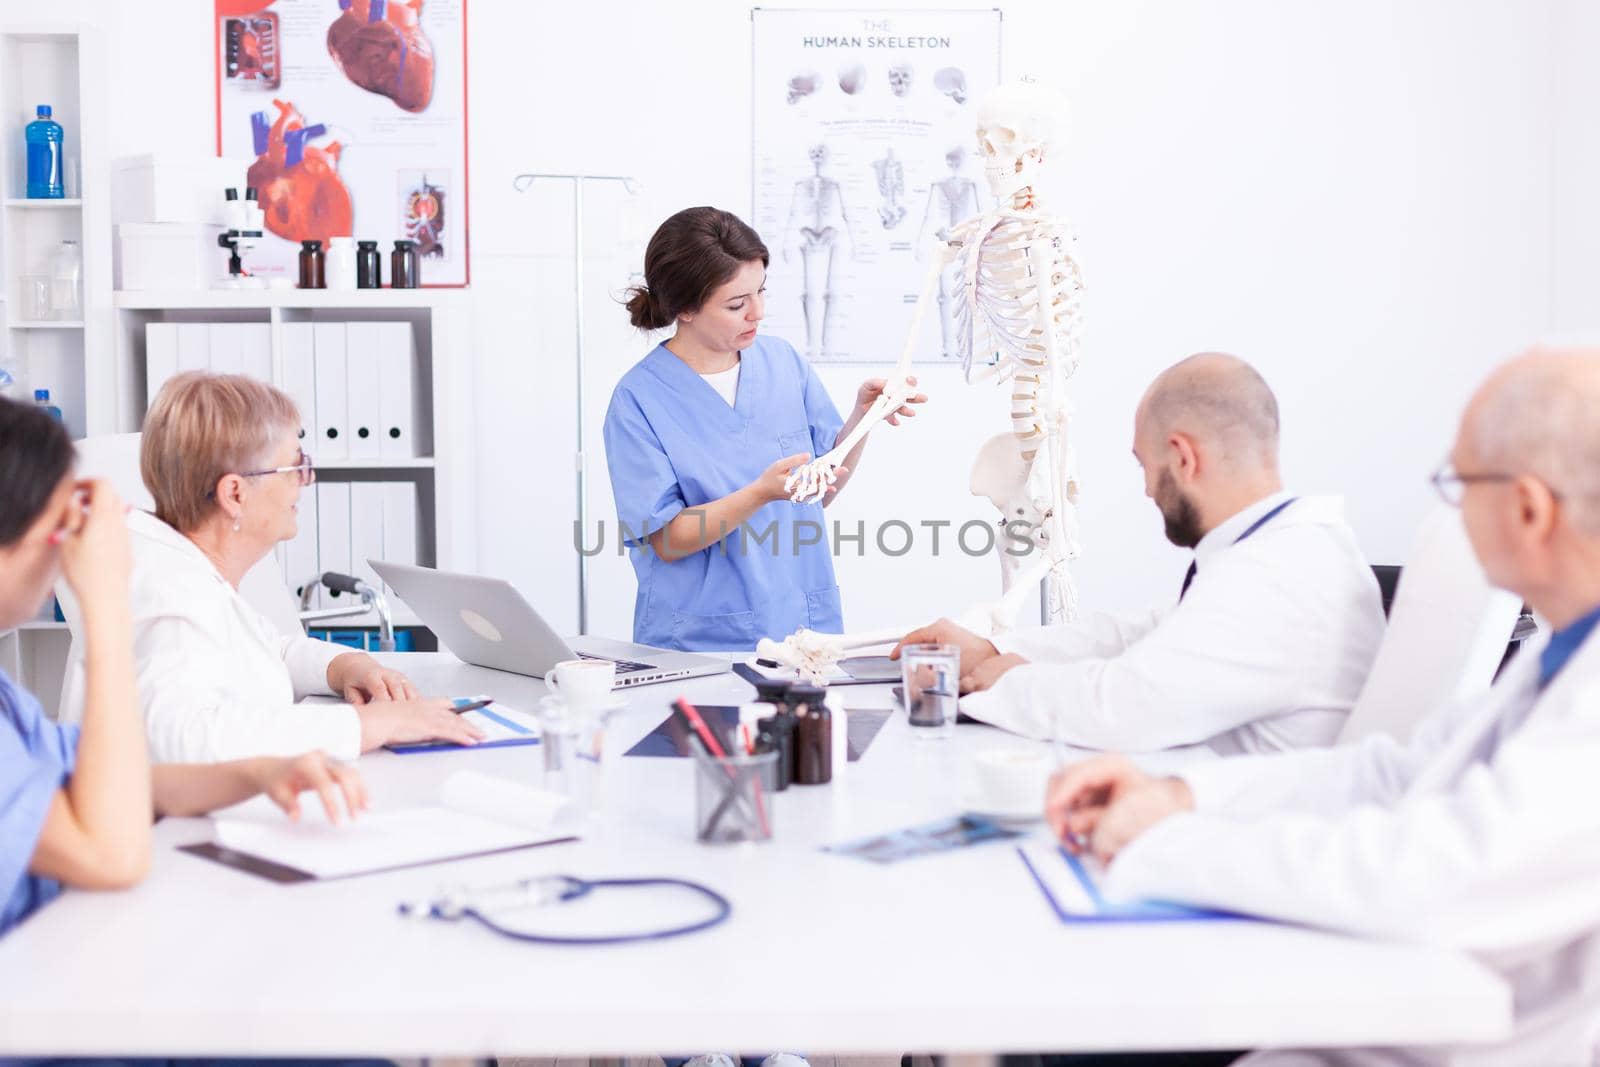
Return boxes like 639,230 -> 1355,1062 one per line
385,700 -> 541,753
1016,841 -> 1242,923
187,771 -> 576,882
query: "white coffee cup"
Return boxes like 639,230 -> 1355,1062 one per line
546,659 -> 615,710
972,749 -> 1053,815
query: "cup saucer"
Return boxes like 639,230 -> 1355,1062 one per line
960,792 -> 1045,825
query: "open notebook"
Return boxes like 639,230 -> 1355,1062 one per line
1017,841 -> 1240,923
181,771 -> 579,883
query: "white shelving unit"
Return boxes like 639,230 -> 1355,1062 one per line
0,24 -> 109,439
112,288 -> 466,632
0,23 -> 108,713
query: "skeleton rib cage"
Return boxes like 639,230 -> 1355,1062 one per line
950,212 -> 1085,464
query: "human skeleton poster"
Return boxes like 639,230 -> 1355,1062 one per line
751,8 -> 1002,364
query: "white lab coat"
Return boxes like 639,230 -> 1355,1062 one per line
961,493 -> 1386,754
1104,629 -> 1600,1067
60,511 -> 361,762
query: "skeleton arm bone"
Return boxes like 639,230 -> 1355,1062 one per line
784,248 -> 950,503
755,626 -> 906,683
759,563 -> 1051,685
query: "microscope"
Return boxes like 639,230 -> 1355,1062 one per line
216,187 -> 266,289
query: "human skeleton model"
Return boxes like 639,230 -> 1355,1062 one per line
770,81 -> 1085,682
782,144 -> 855,359
873,148 -> 907,229
917,147 -> 983,360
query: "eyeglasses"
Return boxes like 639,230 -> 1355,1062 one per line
237,450 -> 316,487
1429,460 -> 1559,507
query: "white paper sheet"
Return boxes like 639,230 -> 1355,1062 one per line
209,770 -> 575,878
459,701 -> 540,744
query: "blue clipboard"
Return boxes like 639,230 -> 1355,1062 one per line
1016,842 -> 1241,923
385,701 -> 543,755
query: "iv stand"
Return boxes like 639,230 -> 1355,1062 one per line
512,172 -> 638,636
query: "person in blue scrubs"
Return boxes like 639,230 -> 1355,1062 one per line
0,396 -> 368,946
604,206 -> 925,651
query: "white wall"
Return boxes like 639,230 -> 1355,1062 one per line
1553,0 -> 1600,337
40,0 -> 1565,638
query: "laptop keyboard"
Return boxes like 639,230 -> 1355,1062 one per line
578,651 -> 657,674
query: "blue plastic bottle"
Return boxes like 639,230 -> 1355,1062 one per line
33,389 -> 63,422
25,105 -> 64,199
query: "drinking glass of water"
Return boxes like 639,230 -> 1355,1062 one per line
901,643 -> 960,739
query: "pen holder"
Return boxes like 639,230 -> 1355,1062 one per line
694,750 -> 778,844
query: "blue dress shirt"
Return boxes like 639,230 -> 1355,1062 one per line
1538,603 -> 1600,690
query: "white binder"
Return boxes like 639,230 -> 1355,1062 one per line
312,323 -> 348,460
145,323 -> 179,411
207,322 -> 241,376
315,482 -> 352,613
380,481 -> 419,590
176,323 -> 210,373
377,322 -> 421,458
239,323 -> 272,383
344,322 -> 382,460
350,482 -> 386,595
282,480 -> 320,606
280,323 -> 317,450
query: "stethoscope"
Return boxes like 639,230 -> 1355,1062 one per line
398,873 -> 732,946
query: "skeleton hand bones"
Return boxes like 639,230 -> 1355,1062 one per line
783,375 -> 922,504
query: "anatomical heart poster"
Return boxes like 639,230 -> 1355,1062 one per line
214,0 -> 469,286
751,8 -> 1000,363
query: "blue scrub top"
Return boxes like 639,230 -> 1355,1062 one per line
603,335 -> 846,651
0,667 -> 78,938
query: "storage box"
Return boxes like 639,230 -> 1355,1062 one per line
115,223 -> 224,291
111,155 -> 250,226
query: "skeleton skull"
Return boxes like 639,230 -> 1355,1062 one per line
787,70 -> 820,105
887,63 -> 914,97
808,143 -> 829,169
838,62 -> 865,95
934,66 -> 968,104
974,79 -> 1068,201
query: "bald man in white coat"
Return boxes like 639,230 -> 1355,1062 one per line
896,353 -> 1387,754
1046,348 -> 1600,1066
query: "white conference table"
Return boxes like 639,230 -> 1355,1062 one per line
0,653 -> 1512,1059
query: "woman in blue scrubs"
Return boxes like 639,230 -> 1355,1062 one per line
604,206 -> 924,651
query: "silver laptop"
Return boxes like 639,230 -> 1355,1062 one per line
370,560 -> 729,688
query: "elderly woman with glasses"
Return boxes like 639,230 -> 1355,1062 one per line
62,372 -> 482,763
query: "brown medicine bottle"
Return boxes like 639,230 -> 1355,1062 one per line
297,240 -> 325,289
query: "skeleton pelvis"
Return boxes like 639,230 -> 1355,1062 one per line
969,432 -> 1030,514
